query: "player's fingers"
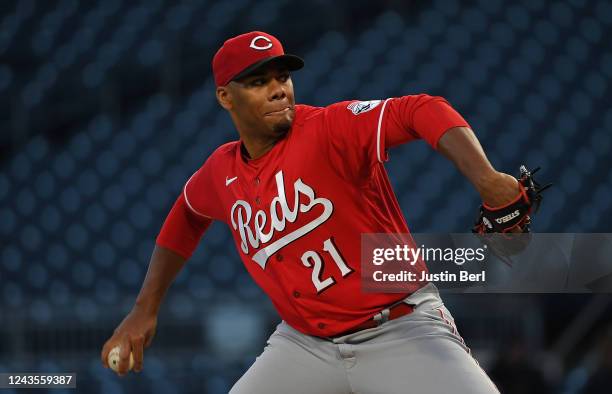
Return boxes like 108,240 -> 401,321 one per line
132,335 -> 144,372
117,334 -> 132,376
144,327 -> 156,348
144,335 -> 152,348
100,339 -> 114,369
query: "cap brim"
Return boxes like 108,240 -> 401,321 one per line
232,54 -> 304,82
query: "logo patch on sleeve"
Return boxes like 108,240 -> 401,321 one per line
347,100 -> 381,115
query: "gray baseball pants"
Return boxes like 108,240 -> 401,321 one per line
230,283 -> 500,394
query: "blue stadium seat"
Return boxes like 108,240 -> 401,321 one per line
118,259 -> 143,287
77,169 -> 100,197
60,186 -> 81,213
2,282 -> 24,308
95,278 -> 119,304
39,204 -> 61,233
10,153 -> 32,181
584,71 -> 606,98
66,223 -> 90,251
72,261 -> 95,289
27,263 -> 48,289
53,153 -> 76,180
2,245 -> 22,272
70,133 -> 93,160
206,376 -> 232,394
111,221 -> 135,249
506,5 -> 530,30
560,167 -> 582,194
590,129 -> 610,158
207,254 -> 239,285
35,171 -> 56,199
138,40 -> 163,67
20,224 -> 42,252
524,94 -> 548,121
50,279 -> 71,306
570,91 -> 592,118
29,299 -> 52,323
93,241 -> 116,268
48,243 -> 68,271
188,274 -> 214,301
16,188 -> 35,216
128,202 -> 153,229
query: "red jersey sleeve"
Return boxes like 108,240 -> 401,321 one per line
182,155 -> 222,219
156,156 -> 218,259
384,94 -> 471,150
155,192 -> 212,260
323,95 -> 469,181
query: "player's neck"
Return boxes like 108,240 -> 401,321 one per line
239,135 -> 280,160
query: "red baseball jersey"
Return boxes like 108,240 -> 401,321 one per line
157,94 -> 469,337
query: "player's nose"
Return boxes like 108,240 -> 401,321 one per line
267,77 -> 286,101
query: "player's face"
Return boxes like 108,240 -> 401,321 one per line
221,63 -> 296,138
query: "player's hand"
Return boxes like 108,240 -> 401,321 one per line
100,306 -> 158,376
478,171 -> 520,207
477,171 -> 524,233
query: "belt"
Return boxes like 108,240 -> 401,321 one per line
332,302 -> 414,338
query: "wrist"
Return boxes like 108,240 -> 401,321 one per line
475,170 -> 504,197
477,171 -> 521,207
134,295 -> 161,316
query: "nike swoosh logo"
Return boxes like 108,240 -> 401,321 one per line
226,176 -> 238,186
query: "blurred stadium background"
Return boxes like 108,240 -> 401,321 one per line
1,0 -> 611,393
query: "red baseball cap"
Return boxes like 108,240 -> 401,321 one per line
212,31 -> 304,87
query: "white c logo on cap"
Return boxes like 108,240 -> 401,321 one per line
249,36 -> 273,50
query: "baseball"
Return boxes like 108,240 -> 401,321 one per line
107,346 -> 134,372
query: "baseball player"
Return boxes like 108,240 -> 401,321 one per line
101,31 -> 533,393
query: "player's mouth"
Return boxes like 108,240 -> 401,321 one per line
265,106 -> 293,116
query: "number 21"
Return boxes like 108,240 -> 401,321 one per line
301,238 -> 353,293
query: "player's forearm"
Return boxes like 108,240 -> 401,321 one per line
437,126 -> 518,206
134,245 -> 187,316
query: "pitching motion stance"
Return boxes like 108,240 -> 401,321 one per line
101,31 -> 545,393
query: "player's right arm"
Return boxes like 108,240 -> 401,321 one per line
101,190 -> 212,376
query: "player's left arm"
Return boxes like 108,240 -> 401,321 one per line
382,95 -> 519,207
436,126 -> 520,208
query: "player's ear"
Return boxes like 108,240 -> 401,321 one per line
216,86 -> 233,110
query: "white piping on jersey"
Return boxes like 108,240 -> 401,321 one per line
376,98 -> 392,164
183,172 -> 213,219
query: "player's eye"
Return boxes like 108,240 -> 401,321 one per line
279,73 -> 290,82
251,78 -> 266,86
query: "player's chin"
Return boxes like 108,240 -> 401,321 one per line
269,115 -> 293,135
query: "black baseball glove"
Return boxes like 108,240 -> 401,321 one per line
472,165 -> 551,262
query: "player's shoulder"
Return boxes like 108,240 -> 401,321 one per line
294,103 -> 323,122
195,140 -> 239,171
327,99 -> 386,117
210,140 -> 240,160
212,140 -> 240,157
295,101 -> 386,135
318,95 -> 449,119
294,101 -> 352,123
294,100 -> 383,121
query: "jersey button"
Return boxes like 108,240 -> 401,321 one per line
293,290 -> 300,298
276,253 -> 283,262
317,322 -> 326,329
255,177 -> 260,185
255,196 -> 261,205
